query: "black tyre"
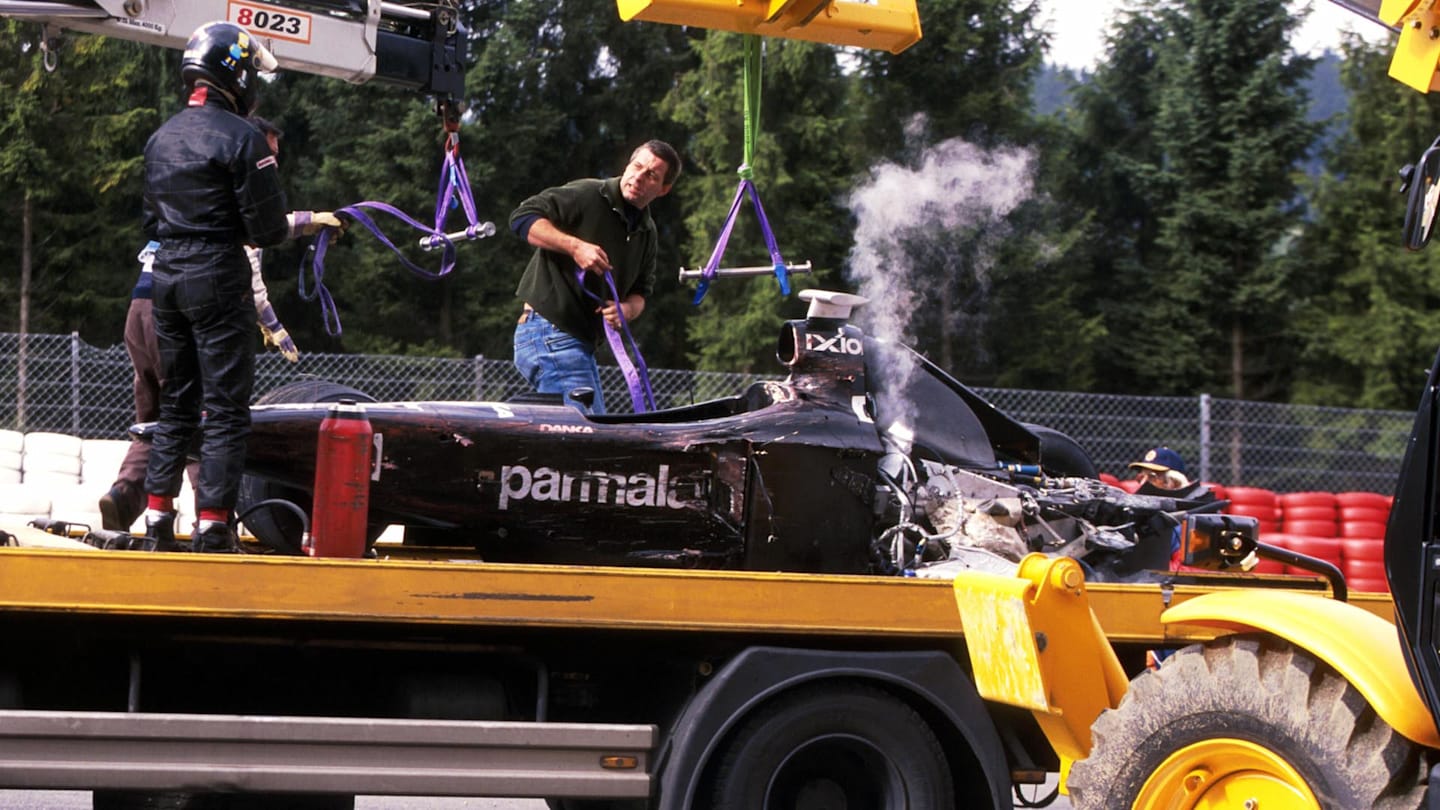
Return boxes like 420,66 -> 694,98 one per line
238,379 -> 378,555
1067,635 -> 1427,809
708,682 -> 954,810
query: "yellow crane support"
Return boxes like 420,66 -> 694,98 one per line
1380,0 -> 1440,91
616,0 -> 922,54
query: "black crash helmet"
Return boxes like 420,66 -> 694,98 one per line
180,21 -> 278,114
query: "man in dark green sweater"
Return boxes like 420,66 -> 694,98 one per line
510,140 -> 681,413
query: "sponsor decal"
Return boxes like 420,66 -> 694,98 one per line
498,463 -> 696,510
539,424 -> 595,434
805,330 -> 863,356
255,154 -> 278,171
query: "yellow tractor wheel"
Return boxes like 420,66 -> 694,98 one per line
1067,635 -> 1426,809
1133,738 -> 1316,808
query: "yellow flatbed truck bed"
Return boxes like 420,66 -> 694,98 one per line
0,541 -> 1394,809
0,544 -> 1392,639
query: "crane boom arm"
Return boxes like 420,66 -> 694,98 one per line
0,0 -> 464,103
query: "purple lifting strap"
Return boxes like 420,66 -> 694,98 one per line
301,133 -> 481,336
574,266 -> 656,413
693,177 -> 790,305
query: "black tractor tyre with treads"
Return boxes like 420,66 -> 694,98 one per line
237,379 -> 380,555
1067,635 -> 1428,809
706,681 -> 955,809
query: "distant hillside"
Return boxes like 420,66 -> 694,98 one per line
1032,63 -> 1085,117
1303,50 -> 1346,175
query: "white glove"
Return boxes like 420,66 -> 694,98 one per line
288,211 -> 346,238
257,302 -> 299,363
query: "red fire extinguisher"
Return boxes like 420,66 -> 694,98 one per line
307,400 -> 374,558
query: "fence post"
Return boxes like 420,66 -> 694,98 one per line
1198,393 -> 1211,484
71,331 -> 81,436
472,355 -> 484,401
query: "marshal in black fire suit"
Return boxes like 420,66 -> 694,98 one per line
141,21 -> 338,552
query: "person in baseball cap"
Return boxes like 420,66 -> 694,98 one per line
1128,446 -> 1190,490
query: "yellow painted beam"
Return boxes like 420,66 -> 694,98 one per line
0,548 -> 1393,641
616,0 -> 922,54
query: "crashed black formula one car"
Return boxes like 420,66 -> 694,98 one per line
237,291 -> 1218,580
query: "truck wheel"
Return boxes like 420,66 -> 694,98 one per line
238,380 -> 378,555
708,682 -> 953,810
1067,635 -> 1428,809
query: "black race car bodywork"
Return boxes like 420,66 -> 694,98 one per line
238,295 -> 1209,578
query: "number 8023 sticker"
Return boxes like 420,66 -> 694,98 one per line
228,1 -> 312,45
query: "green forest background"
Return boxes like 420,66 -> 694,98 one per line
2,0 -> 1437,411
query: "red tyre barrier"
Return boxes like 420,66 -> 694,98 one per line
1340,520 -> 1387,539
1336,491 -> 1391,510
1284,536 -> 1343,564
1338,506 -> 1389,524
1099,472 -> 1122,487
1117,479 -> 1141,494
1280,505 -> 1338,522
1253,533 -> 1289,574
1344,559 -> 1386,580
1225,486 -> 1278,506
1279,491 -> 1338,509
1284,520 -> 1339,538
1204,482 -> 1227,502
1340,537 -> 1384,562
1226,504 -> 1282,521
1347,577 -> 1390,593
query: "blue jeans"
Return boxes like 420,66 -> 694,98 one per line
513,310 -> 606,414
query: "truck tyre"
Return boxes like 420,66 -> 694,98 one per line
707,682 -> 954,810
238,379 -> 378,554
1067,635 -> 1427,810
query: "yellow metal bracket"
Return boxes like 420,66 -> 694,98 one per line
615,0 -> 922,54
1381,0 -> 1440,91
952,554 -> 1128,763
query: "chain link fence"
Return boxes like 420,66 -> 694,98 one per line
0,331 -> 1411,495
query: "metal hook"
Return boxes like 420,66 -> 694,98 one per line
40,24 -> 58,73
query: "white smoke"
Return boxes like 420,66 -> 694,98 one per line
844,126 -> 1036,439
846,133 -> 1035,348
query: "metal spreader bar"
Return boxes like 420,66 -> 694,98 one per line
419,221 -> 497,252
678,261 -> 812,282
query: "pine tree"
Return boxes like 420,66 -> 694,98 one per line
1292,35 -> 1440,409
1150,0 -> 1317,399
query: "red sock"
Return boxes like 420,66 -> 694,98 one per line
147,495 -> 174,513
199,508 -> 229,524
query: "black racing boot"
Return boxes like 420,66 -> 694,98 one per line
98,482 -> 143,532
192,520 -> 239,554
143,509 -> 180,552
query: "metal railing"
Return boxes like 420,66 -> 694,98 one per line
1,332 -> 1409,495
